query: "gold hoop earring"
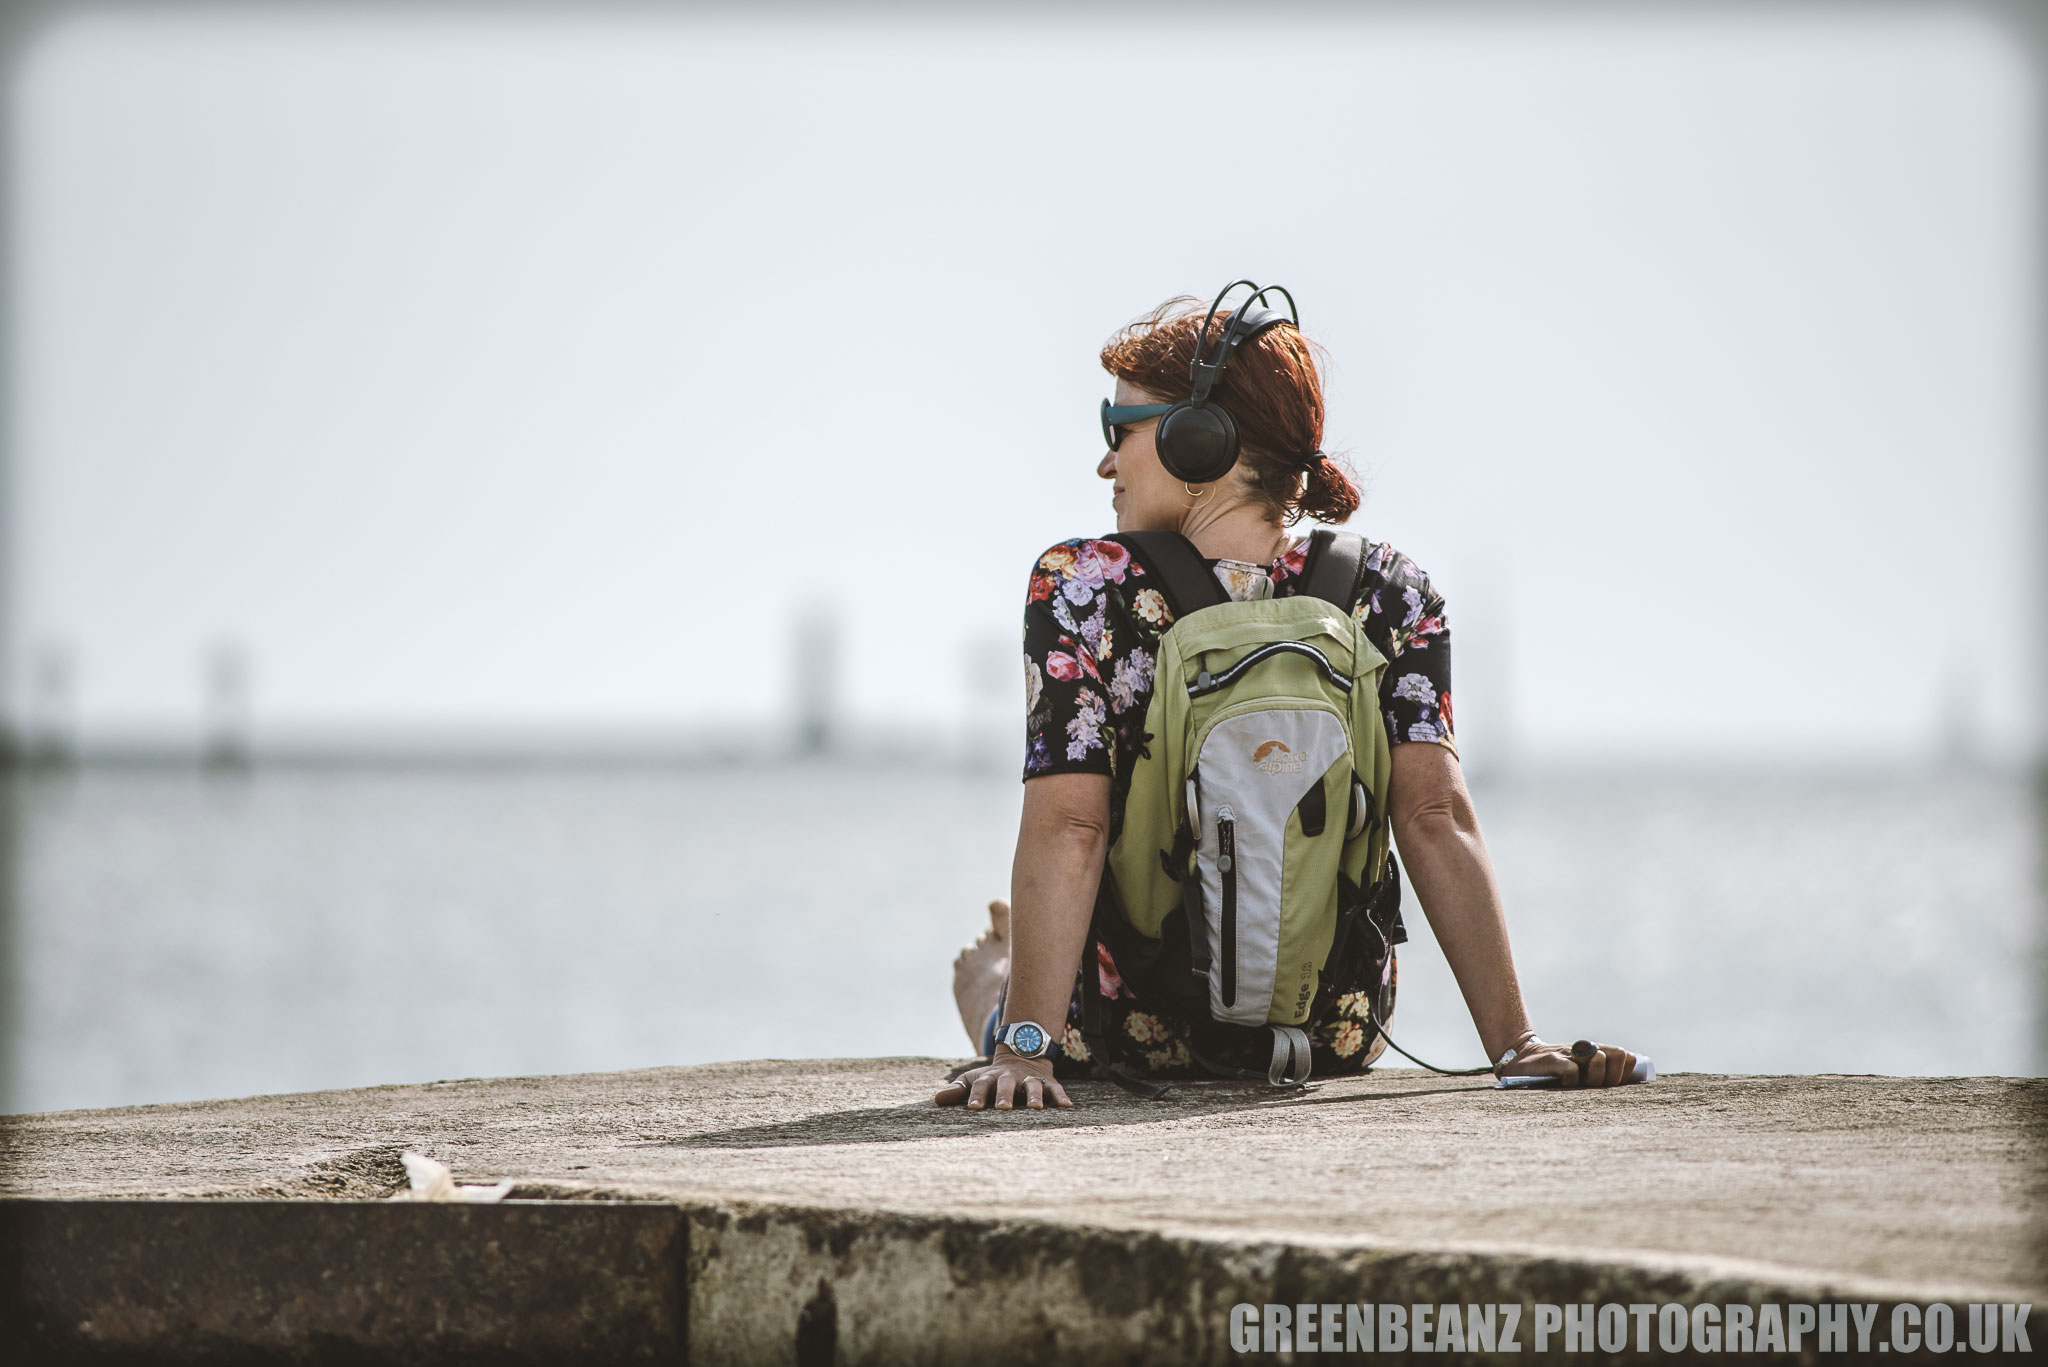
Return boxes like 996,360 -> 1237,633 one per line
1182,482 -> 1207,499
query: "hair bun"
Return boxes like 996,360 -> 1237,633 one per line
1300,452 -> 1361,524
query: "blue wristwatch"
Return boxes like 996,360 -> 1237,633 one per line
995,1020 -> 1053,1060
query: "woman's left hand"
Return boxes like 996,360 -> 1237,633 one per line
1498,1037 -> 1639,1089
934,1048 -> 1074,1111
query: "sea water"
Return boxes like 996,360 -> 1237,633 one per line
5,761 -> 2038,1113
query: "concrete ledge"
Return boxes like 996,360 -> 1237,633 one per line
1,1195 -> 2035,1364
2,1059 -> 2043,1362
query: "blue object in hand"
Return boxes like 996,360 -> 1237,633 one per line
1496,1056 -> 1655,1089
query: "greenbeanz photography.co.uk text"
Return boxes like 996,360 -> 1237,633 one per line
1228,1300 -> 2035,1356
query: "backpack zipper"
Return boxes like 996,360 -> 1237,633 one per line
1218,805 -> 1237,1008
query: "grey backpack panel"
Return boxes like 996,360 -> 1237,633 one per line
1194,707 -> 1351,1025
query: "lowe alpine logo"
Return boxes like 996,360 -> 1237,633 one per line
1252,740 -> 1304,774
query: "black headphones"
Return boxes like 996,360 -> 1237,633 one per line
1153,279 -> 1301,485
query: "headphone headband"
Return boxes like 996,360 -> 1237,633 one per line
1188,281 -> 1300,405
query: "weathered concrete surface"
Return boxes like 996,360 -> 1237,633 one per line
5,1059 -> 2041,1297
1,1061 -> 2043,1363
0,1200 -> 685,1363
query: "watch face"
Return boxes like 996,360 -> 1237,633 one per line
1011,1023 -> 1045,1056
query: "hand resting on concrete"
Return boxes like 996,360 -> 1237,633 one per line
934,1048 -> 1074,1111
1493,1037 -> 1642,1090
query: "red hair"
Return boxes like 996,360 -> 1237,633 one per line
1100,298 -> 1360,525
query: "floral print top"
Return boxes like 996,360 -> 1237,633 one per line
1022,534 -> 1456,834
1017,531 -> 1453,1079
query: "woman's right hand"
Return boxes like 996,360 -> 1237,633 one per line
1498,1036 -> 1640,1089
934,1047 -> 1074,1111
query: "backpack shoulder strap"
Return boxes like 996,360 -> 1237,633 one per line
1295,528 -> 1366,612
1108,530 -> 1229,618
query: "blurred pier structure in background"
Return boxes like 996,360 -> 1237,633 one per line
22,641 -> 74,769
201,640 -> 252,773
792,607 -> 838,757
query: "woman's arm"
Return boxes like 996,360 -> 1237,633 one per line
935,772 -> 1109,1110
1389,742 -> 1636,1088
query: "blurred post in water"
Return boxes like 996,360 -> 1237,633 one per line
25,641 -> 75,769
793,607 -> 838,757
201,639 -> 252,773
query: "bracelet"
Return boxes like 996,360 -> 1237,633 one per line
1492,1030 -> 1540,1072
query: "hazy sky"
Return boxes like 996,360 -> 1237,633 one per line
11,5 -> 2036,762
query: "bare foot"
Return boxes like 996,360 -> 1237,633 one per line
952,899 -> 1011,1048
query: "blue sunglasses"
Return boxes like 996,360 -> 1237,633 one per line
1101,399 -> 1175,451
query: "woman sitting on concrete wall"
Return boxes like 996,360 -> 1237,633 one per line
939,285 -> 1640,1112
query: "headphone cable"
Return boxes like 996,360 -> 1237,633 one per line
1373,1025 -> 1495,1077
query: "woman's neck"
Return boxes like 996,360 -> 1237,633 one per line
1178,499 -> 1293,566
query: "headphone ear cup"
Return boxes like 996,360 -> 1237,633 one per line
1154,402 -> 1239,484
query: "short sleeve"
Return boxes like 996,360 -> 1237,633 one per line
1024,540 -> 1121,778
1356,545 -> 1457,756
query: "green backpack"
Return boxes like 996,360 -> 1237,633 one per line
1084,529 -> 1406,1091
